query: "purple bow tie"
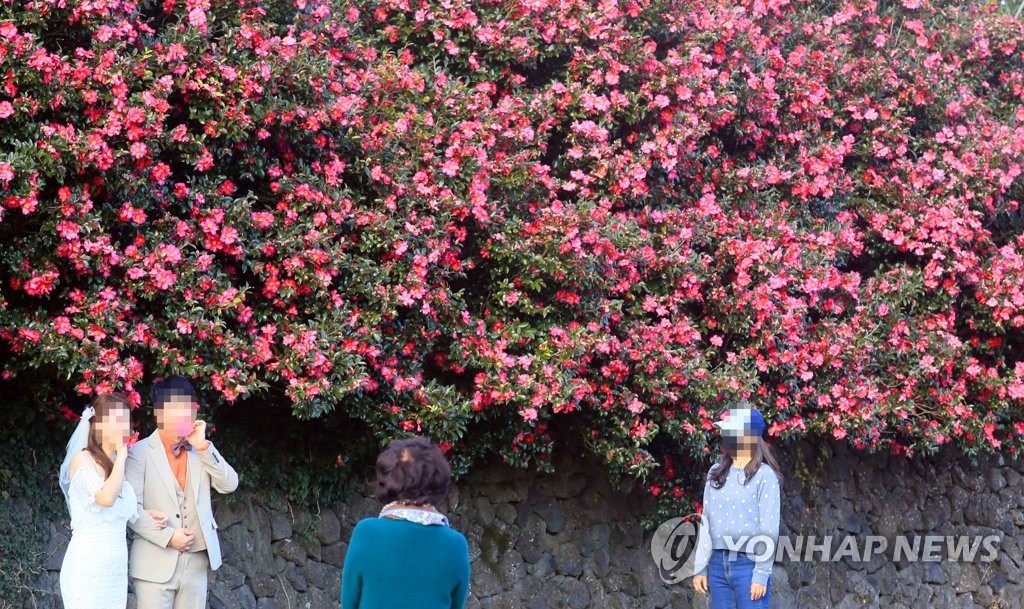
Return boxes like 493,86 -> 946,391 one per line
170,438 -> 192,457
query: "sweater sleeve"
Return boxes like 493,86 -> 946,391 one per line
341,523 -> 366,609
450,535 -> 471,609
752,468 -> 781,586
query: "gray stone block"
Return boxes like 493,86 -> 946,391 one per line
313,509 -> 341,546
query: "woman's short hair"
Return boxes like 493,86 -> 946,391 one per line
374,437 -> 451,506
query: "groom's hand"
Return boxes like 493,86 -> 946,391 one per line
187,419 -> 209,449
168,527 -> 195,551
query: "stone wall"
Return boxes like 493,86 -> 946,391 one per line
22,439 -> 1024,608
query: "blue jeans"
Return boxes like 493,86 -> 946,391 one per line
708,549 -> 771,609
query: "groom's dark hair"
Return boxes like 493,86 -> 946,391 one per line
151,375 -> 197,410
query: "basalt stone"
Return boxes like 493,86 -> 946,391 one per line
248,574 -> 278,598
898,506 -> 924,531
530,553 -> 557,577
472,497 -> 496,526
488,481 -> 521,504
446,485 -> 464,511
285,562 -> 307,592
591,546 -> 611,578
304,560 -> 339,596
835,595 -> 875,609
769,575 -> 799,609
217,562 -> 246,589
471,562 -> 504,598
921,496 -> 951,530
214,498 -> 249,530
255,598 -> 279,609
498,549 -> 526,584
580,523 -> 611,556
948,485 -> 971,518
495,503 -> 518,525
272,576 -> 298,609
956,563 -> 983,593
297,531 -> 322,561
925,560 -> 946,585
555,543 -> 585,578
210,581 -> 242,609
930,587 -> 957,609
480,593 -> 522,609
1005,467 -> 1023,487
987,469 -> 1007,492
579,484 -> 604,511
43,524 -> 69,571
556,576 -> 591,609
911,591 -> 939,609
273,537 -> 306,565
349,495 -> 379,521
975,584 -> 994,606
320,542 -> 347,568
305,586 -> 337,609
290,507 -> 314,536
845,569 -> 880,604
26,573 -> 60,609
519,577 -> 550,609
531,491 -> 567,535
233,585 -> 258,609
269,511 -> 292,541
552,474 -> 590,500
223,521 -> 273,580
964,494 -> 1002,527
517,514 -> 546,564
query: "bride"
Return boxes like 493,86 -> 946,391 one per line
58,393 -> 167,609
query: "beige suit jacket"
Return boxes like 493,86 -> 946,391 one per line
126,430 -> 239,583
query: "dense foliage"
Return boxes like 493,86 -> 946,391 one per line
2,0 -> 1023,523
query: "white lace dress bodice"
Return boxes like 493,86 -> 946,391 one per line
60,464 -> 138,609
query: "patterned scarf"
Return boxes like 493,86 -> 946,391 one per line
379,502 -> 450,527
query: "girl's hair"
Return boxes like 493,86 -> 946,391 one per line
86,393 -> 130,478
708,436 -> 782,489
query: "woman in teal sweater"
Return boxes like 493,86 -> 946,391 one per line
341,437 -> 471,609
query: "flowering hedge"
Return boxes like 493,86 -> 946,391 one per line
2,0 -> 1023,515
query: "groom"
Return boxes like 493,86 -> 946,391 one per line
126,375 -> 239,609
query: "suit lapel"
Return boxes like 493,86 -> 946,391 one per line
148,430 -> 179,502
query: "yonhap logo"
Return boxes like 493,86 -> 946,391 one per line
650,514 -> 705,584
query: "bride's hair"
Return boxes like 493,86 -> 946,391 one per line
86,393 -> 129,478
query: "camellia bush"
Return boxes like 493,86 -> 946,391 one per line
2,0 -> 1024,520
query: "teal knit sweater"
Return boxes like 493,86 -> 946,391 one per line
341,517 -> 471,609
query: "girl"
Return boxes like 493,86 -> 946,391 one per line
692,402 -> 782,608
58,394 -> 166,609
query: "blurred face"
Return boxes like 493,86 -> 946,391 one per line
722,430 -> 757,454
155,392 -> 196,436
95,404 -> 131,448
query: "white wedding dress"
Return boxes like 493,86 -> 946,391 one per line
59,464 -> 138,609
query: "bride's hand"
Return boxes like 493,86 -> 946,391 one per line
146,510 -> 169,529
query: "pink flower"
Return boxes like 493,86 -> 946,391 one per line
151,267 -> 177,290
188,8 -> 207,29
150,163 -> 171,184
